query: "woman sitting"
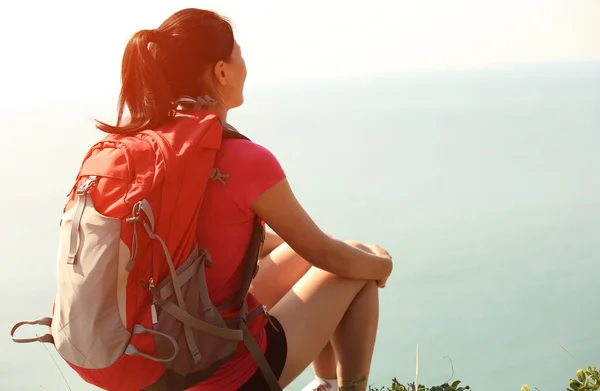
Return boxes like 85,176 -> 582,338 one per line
102,8 -> 393,391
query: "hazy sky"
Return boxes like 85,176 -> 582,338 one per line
0,0 -> 599,104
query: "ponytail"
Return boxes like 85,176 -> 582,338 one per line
96,9 -> 236,133
96,29 -> 174,134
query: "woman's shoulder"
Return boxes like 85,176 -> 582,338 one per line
219,138 -> 282,170
216,138 -> 287,212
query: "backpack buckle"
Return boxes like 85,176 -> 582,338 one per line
148,278 -> 162,304
76,176 -> 98,195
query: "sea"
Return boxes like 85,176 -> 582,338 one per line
0,61 -> 598,391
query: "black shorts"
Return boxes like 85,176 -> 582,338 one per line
238,315 -> 287,391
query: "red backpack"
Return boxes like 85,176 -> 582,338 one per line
10,102 -> 282,391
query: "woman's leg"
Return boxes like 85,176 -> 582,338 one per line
250,243 -> 337,381
270,266 -> 380,390
331,278 -> 378,388
250,243 -> 312,310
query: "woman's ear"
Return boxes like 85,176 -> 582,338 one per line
213,61 -> 227,87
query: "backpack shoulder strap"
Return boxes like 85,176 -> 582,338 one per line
222,129 -> 249,140
221,121 -> 250,141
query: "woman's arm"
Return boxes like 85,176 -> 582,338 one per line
251,179 -> 392,282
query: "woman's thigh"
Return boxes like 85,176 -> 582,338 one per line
250,243 -> 312,309
250,240 -> 373,310
269,267 -> 372,388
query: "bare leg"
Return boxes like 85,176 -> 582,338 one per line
332,280 -> 378,390
312,342 -> 336,379
250,243 -> 337,380
271,267 -> 380,390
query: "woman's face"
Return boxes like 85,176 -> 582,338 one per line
212,41 -> 247,110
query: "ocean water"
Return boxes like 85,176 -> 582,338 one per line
0,61 -> 598,391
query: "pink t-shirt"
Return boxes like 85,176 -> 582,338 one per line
187,137 -> 286,391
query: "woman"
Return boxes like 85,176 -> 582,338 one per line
99,8 -> 393,391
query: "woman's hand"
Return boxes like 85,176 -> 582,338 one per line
345,241 -> 392,288
360,243 -> 392,288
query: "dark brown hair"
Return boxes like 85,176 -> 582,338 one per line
97,8 -> 235,134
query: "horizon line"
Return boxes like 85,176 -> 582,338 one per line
2,58 -> 599,112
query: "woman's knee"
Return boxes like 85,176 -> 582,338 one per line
362,279 -> 379,296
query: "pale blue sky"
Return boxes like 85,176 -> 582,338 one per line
0,0 -> 599,105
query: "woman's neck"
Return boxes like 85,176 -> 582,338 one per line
213,105 -> 228,123
177,102 -> 228,122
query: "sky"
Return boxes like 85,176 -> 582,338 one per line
0,0 -> 599,105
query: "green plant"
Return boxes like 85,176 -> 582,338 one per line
520,365 -> 599,391
331,345 -> 598,391
336,375 -> 470,391
567,366 -> 599,391
366,378 -> 470,391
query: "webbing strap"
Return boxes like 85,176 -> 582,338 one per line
66,193 -> 85,265
228,218 -> 264,312
240,320 -> 283,391
155,248 -> 201,301
152,232 -> 202,364
159,301 -> 244,341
